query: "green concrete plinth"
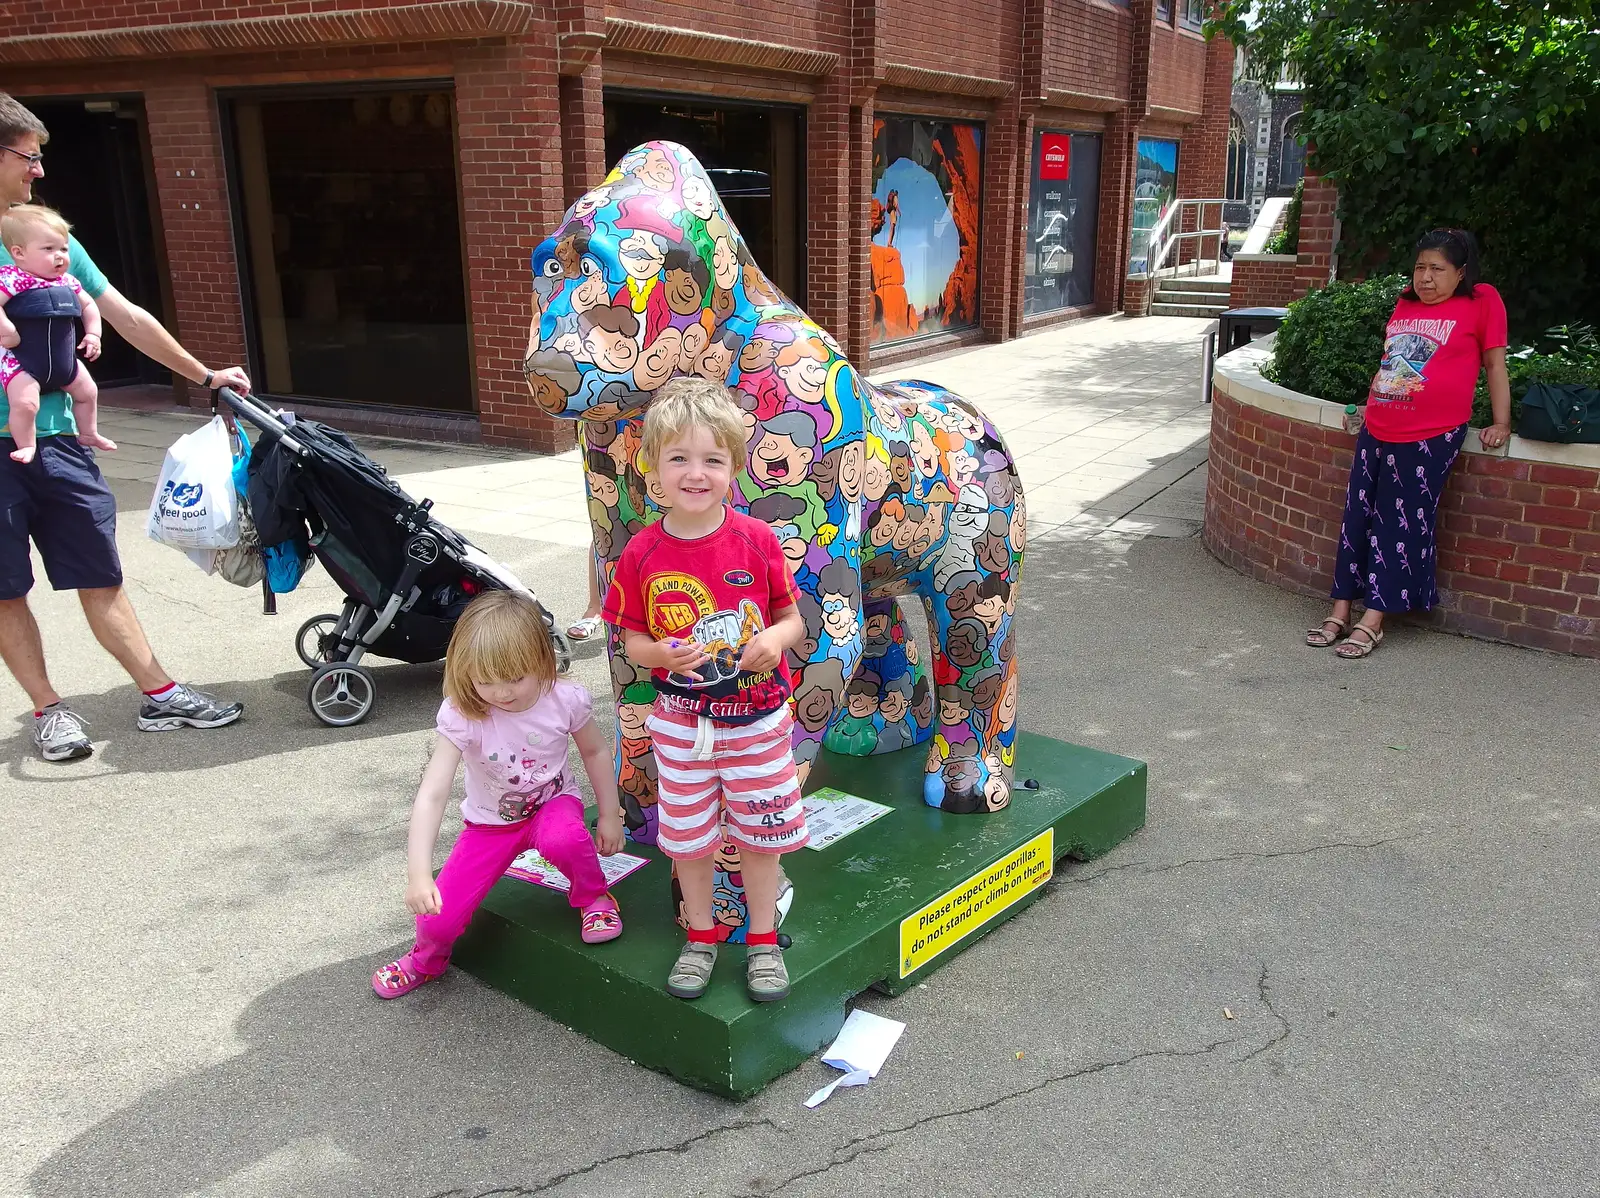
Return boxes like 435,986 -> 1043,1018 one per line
452,732 -> 1146,1098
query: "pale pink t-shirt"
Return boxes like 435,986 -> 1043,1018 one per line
435,680 -> 594,825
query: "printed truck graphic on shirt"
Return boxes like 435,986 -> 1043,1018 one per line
1370,319 -> 1456,403
666,599 -> 765,688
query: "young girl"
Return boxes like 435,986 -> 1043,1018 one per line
373,590 -> 626,999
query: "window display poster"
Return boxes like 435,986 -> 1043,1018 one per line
1128,138 -> 1179,274
1025,130 -> 1102,315
870,116 -> 984,345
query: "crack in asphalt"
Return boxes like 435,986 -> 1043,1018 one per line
1240,962 -> 1292,1062
422,1118 -> 780,1198
1062,831 -> 1419,886
744,1035 -> 1240,1197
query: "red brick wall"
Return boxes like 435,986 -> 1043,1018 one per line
881,0 -> 1011,78
1147,26 -> 1207,115
605,0 -> 827,49
1294,167 -> 1337,296
1229,257 -> 1297,307
1205,389 -> 1600,658
1045,0 -> 1133,99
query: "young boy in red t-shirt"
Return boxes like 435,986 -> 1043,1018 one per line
602,377 -> 808,1003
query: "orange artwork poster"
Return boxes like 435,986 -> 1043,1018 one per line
868,117 -> 984,346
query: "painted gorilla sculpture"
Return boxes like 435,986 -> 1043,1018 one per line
524,141 -> 1026,856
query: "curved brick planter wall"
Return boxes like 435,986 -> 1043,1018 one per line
1206,341 -> 1600,658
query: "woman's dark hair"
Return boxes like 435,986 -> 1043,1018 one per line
1401,228 -> 1480,300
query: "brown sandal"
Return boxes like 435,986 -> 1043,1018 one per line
1305,617 -> 1349,647
1335,624 -> 1384,658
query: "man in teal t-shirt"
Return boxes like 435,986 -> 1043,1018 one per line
1,93 -> 253,762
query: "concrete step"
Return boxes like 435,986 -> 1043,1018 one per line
1150,301 -> 1228,318
1155,277 -> 1231,295
1156,288 -> 1233,304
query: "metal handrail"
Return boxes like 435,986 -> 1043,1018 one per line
1143,197 -> 1229,279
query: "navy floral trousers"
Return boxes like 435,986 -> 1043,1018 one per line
1330,423 -> 1466,613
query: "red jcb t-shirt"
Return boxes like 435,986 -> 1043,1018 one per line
1365,283 -> 1508,442
603,508 -> 800,724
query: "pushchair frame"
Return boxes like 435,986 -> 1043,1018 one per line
214,386 -> 571,725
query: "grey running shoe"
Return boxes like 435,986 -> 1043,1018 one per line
33,705 -> 92,761
745,944 -> 790,1003
137,684 -> 243,732
665,941 -> 718,1000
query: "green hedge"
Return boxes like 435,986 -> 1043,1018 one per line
1266,283 -> 1600,428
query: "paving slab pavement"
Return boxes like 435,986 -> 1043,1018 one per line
10,318 -> 1596,1196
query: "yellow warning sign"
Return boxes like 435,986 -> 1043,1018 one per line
898,828 -> 1054,978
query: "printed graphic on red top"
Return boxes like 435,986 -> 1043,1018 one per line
1365,284 -> 1508,442
604,509 -> 800,724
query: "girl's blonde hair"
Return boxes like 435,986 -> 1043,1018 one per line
1,203 -> 70,251
640,376 -> 748,473
442,590 -> 557,720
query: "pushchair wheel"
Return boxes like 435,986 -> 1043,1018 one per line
308,662 -> 376,726
296,613 -> 343,668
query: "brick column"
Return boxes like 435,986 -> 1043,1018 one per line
979,94 -> 1024,342
1176,28 -> 1235,267
142,82 -> 249,407
456,28 -> 572,452
1293,166 -> 1338,297
1097,106 -> 1136,312
1113,0 -> 1155,310
558,62 -> 607,206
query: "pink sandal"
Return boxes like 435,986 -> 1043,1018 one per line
580,893 -> 623,944
372,952 -> 442,999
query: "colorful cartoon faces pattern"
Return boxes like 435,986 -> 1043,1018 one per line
527,141 -> 1026,828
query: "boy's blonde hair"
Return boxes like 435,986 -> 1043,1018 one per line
442,590 -> 557,720
640,376 -> 748,473
1,204 -> 70,252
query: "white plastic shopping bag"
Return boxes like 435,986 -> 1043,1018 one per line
146,415 -> 240,550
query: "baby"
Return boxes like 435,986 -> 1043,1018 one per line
0,204 -> 114,464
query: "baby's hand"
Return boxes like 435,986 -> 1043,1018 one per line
79,332 -> 101,361
659,638 -> 709,674
0,328 -> 18,349
405,876 -> 443,916
738,629 -> 783,673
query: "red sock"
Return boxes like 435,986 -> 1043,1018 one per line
144,682 -> 178,700
746,930 -> 779,947
686,925 -> 720,945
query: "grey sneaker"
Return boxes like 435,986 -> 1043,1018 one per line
665,941 -> 718,1000
746,944 -> 790,1003
33,705 -> 92,761
136,684 -> 243,732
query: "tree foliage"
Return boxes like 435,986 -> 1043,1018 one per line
1210,0 -> 1600,336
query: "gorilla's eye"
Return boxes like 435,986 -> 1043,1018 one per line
541,258 -> 563,277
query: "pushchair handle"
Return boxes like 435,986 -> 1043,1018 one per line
214,386 -> 305,455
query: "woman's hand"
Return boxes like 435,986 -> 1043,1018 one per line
595,806 -> 625,856
1480,422 -> 1512,449
406,875 -> 443,916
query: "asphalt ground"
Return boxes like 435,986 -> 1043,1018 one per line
4,469 -> 1598,1197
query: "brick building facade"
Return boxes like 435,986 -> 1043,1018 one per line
2,0 -> 1233,451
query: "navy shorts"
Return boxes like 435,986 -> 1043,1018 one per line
0,435 -> 123,600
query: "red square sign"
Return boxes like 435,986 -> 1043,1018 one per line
1039,133 -> 1071,180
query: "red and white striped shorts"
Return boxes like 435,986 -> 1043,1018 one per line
647,702 -> 809,860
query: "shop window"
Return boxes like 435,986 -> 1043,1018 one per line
603,95 -> 805,305
1024,130 -> 1101,316
869,116 -> 985,345
226,88 -> 471,411
1128,138 -> 1179,274
1156,0 -> 1174,23
1279,114 -> 1305,188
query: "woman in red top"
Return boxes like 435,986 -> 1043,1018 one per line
1306,229 -> 1512,657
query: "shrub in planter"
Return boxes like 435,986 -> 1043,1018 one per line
1264,274 -> 1406,407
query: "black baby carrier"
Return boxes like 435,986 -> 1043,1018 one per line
4,284 -> 81,390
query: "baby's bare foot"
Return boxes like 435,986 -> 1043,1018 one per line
9,446 -> 37,464
78,432 -> 117,451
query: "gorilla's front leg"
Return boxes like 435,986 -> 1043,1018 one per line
922,586 -> 1020,813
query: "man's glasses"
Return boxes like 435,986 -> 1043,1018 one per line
0,145 -> 44,167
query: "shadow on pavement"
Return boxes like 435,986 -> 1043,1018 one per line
3,661 -> 445,780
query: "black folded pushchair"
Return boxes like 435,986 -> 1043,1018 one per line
216,387 -> 571,727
